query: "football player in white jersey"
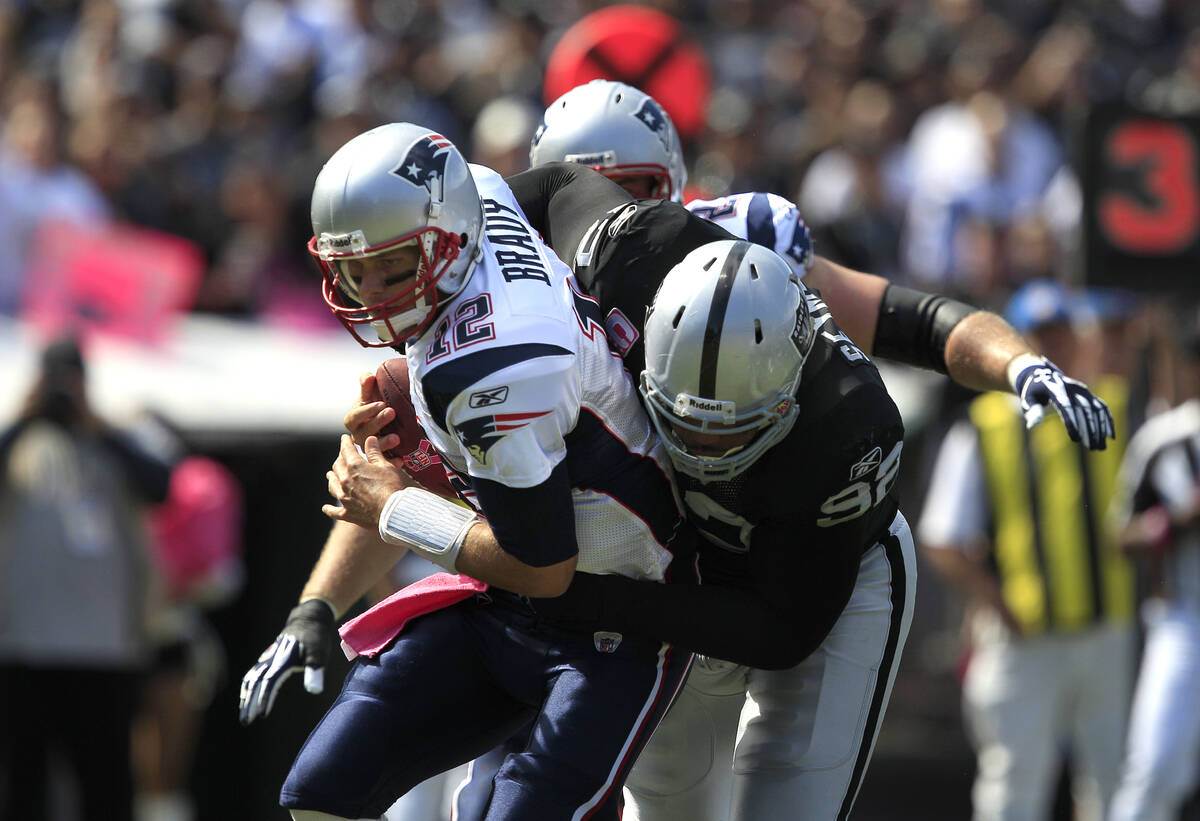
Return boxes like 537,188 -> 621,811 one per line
239,123 -> 695,821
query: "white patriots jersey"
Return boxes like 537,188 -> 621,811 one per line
404,165 -> 682,581
686,192 -> 814,277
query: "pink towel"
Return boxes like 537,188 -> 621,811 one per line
339,573 -> 488,660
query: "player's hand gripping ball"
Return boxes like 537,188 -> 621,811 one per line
375,358 -> 456,497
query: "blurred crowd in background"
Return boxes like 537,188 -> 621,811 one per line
3,0 -> 1200,819
3,0 -> 1200,321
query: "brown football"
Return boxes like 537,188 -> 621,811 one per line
375,357 -> 456,496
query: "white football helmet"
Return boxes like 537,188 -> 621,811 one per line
308,123 -> 485,347
530,80 -> 687,201
640,240 -> 816,483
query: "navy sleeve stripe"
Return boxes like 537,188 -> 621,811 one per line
421,343 -> 572,431
745,193 -> 776,251
471,461 -> 577,567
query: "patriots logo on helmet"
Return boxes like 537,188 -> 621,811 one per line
633,99 -> 671,150
454,410 -> 551,464
392,133 -> 455,192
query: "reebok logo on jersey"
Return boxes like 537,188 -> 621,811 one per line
605,308 -> 639,357
454,411 -> 551,464
849,446 -> 883,481
593,631 -> 623,654
469,386 -> 509,408
392,133 -> 454,193
402,440 -> 442,473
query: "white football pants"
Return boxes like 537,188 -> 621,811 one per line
623,514 -> 916,821
963,615 -> 1134,821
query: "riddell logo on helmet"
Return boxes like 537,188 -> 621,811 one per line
564,150 -> 617,168
319,230 -> 368,255
676,395 -> 735,419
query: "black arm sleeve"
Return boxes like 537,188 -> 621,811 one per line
471,460 -> 578,568
505,163 -> 634,264
873,283 -> 979,373
533,529 -> 860,670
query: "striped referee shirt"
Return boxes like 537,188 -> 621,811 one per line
1113,398 -> 1200,609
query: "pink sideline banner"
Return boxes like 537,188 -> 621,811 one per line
23,220 -> 204,343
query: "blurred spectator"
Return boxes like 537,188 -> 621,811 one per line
797,78 -> 907,276
469,94 -> 540,177
0,336 -> 173,821
918,280 -> 1136,821
901,86 -> 1063,295
2,0 -> 1195,327
0,74 -> 110,316
132,415 -> 244,821
1138,27 -> 1200,113
196,150 -> 331,327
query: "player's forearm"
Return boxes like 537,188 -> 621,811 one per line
455,524 -> 577,598
301,519 -> 406,618
808,261 -> 1024,387
943,310 -> 1035,393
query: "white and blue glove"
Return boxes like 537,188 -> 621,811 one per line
238,598 -> 336,725
1008,354 -> 1115,450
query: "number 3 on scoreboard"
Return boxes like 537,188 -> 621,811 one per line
1099,119 -> 1200,254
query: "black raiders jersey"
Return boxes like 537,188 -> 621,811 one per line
507,163 -> 732,379
681,289 -> 904,628
510,164 -> 905,667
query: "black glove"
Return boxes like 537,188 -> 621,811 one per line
238,598 -> 335,725
1011,356 -> 1115,450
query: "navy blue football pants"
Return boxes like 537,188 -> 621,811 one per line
280,592 -> 691,820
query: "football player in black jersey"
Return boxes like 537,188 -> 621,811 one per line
492,162 -> 1114,820
529,234 -> 911,820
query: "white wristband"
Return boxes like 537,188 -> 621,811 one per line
1006,353 -> 1045,392
378,487 -> 478,573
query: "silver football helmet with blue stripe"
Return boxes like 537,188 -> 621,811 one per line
640,240 -> 815,483
530,80 -> 687,202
